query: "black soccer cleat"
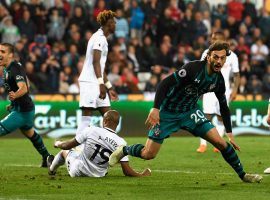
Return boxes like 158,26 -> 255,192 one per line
46,155 -> 56,175
40,157 -> 48,168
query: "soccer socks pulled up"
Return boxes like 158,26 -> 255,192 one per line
123,144 -> 144,158
50,152 -> 65,172
29,131 -> 50,159
221,142 -> 245,179
76,116 -> 91,136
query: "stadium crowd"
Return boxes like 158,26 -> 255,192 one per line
0,0 -> 269,98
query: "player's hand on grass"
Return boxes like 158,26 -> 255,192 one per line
108,89 -> 118,101
141,168 -> 151,176
99,84 -> 107,99
145,108 -> 160,129
54,141 -> 62,148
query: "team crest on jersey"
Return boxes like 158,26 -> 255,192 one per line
209,84 -> 216,90
16,75 -> 24,81
178,69 -> 186,77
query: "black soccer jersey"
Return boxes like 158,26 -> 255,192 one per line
154,60 -> 232,133
3,61 -> 34,112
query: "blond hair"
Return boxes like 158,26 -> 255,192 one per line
97,10 -> 116,26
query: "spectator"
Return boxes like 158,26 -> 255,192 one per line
145,75 -> 158,92
115,8 -> 129,40
262,65 -> 270,95
227,0 -> 244,22
0,15 -> 20,44
68,75 -> 79,94
130,0 -> 145,43
17,10 -> 36,42
243,0 -> 257,22
238,75 -> 248,95
247,75 -> 263,95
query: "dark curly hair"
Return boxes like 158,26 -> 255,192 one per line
97,10 -> 116,26
206,40 -> 231,59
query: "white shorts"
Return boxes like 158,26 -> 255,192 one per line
66,150 -> 84,177
79,81 -> 110,108
202,90 -> 230,116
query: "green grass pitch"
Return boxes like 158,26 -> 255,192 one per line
0,136 -> 269,200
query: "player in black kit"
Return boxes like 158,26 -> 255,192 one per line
0,43 -> 51,167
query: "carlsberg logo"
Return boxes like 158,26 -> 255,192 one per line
231,109 -> 269,127
34,105 -> 122,138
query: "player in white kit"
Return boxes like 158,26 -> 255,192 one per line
263,98 -> 270,174
47,110 -> 151,177
76,10 -> 119,137
197,31 -> 240,153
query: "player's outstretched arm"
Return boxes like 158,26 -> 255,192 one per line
54,138 -> 80,150
120,161 -> 151,177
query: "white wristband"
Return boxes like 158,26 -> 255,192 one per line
97,77 -> 104,84
105,81 -> 112,89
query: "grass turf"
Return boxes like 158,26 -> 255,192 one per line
0,136 -> 269,200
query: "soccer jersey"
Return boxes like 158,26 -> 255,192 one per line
201,49 -> 239,90
159,60 -> 226,113
78,28 -> 108,83
3,61 -> 34,112
75,126 -> 128,177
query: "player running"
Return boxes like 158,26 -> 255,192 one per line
0,43 -> 51,167
109,41 -> 262,183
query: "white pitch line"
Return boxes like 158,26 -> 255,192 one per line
3,164 -> 267,176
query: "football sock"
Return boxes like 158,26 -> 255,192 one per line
50,152 -> 65,172
221,142 -> 245,179
216,121 -> 225,137
123,144 -> 144,158
200,138 -> 207,146
29,131 -> 50,159
76,116 -> 91,136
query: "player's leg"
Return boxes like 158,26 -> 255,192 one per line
47,150 -> 67,175
76,82 -> 97,136
21,127 -> 51,167
110,111 -> 177,166
76,107 -> 92,136
197,93 -> 216,152
0,110 -> 23,136
212,115 -> 225,152
203,127 -> 262,182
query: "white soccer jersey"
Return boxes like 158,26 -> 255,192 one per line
74,126 -> 128,177
201,49 -> 239,115
78,28 -> 108,83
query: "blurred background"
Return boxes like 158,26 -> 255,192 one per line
0,0 -> 269,137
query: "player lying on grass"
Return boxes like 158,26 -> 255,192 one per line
109,41 -> 263,183
47,110 -> 151,177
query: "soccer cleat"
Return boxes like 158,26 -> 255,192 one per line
196,145 -> 207,153
109,145 -> 125,167
242,173 -> 263,183
46,155 -> 56,175
264,167 -> 270,174
40,157 -> 48,168
213,147 -> 220,153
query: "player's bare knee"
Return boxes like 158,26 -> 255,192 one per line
142,150 -> 156,160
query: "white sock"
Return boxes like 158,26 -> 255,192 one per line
76,116 -> 91,136
200,138 -> 207,146
216,121 -> 225,137
50,152 -> 65,172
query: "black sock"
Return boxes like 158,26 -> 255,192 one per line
221,142 -> 246,179
123,144 -> 144,158
29,131 -> 50,159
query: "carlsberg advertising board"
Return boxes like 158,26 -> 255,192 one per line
0,101 -> 268,138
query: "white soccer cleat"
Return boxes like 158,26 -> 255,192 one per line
264,167 -> 270,174
109,145 -> 125,167
242,173 -> 263,183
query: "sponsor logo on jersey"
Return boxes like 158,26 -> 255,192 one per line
178,69 -> 186,77
16,75 -> 24,81
194,78 -> 200,83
